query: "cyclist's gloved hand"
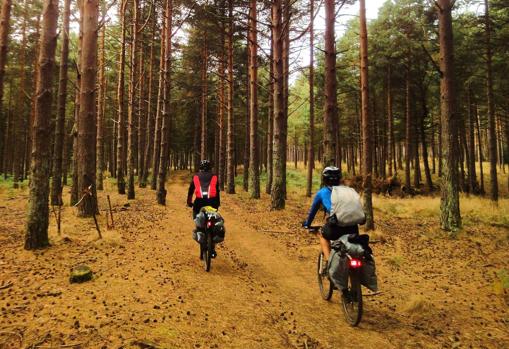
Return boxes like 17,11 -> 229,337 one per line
187,202 -> 193,208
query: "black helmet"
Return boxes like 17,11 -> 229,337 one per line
322,166 -> 341,186
199,160 -> 212,172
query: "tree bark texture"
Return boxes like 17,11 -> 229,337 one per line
25,0 -> 59,250
484,0 -> 498,202
322,0 -> 337,167
437,0 -> 461,230
127,0 -> 139,200
156,0 -> 172,205
359,0 -> 373,230
248,0 -> 259,199
225,0 -> 235,194
270,0 -> 285,209
50,0 -> 71,205
306,0 -> 315,198
0,0 -> 11,174
96,2 -> 106,191
76,0 -> 99,217
116,0 -> 127,194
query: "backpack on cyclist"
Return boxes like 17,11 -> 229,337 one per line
330,185 -> 366,227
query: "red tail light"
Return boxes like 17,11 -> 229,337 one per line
349,259 -> 362,268
207,220 -> 213,228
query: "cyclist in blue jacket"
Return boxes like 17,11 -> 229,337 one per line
303,166 -> 358,264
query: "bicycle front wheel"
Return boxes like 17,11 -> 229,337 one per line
317,252 -> 333,300
341,271 -> 363,326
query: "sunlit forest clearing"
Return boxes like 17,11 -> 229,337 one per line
0,0 -> 508,347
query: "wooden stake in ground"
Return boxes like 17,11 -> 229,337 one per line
107,194 -> 114,228
24,0 -> 59,250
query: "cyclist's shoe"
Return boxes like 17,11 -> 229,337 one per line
211,250 -> 217,258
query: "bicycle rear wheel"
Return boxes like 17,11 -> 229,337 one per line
317,252 -> 333,300
202,233 -> 212,272
341,271 -> 363,326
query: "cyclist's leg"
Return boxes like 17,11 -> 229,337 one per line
319,234 -> 331,261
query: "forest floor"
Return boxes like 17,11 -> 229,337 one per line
0,171 -> 508,349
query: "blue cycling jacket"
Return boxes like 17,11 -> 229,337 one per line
304,186 -> 332,226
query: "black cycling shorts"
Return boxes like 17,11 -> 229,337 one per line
321,221 -> 359,241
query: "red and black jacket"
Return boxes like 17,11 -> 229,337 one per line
187,172 -> 220,214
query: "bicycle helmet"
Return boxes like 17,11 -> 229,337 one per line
199,159 -> 212,172
322,166 -> 341,186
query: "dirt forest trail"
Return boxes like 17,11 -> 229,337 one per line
0,172 -> 508,348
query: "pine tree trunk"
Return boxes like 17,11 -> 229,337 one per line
151,8 -> 166,190
404,65 -> 412,190
386,65 -> 396,177
141,14 -> 157,188
13,1 -> 28,189
266,26 -> 274,195
218,3 -> 226,190
25,0 -> 59,250
419,86 -> 433,192
437,0 -> 461,230
137,8 -> 147,185
306,0 -> 315,198
71,0 -> 84,204
96,3 -> 106,191
200,39 -> 208,160
359,0 -> 373,229
484,0 -> 498,202
126,0 -> 139,200
156,0 -> 172,205
248,0 -> 260,199
76,0 -> 99,217
466,87 -> 477,192
323,0 -> 337,167
243,42 -> 250,193
50,0 -> 70,205
270,0 -> 285,209
116,0 -> 127,194
225,0 -> 235,194
0,0 -> 11,175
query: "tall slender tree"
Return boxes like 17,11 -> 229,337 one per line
25,0 -> 59,250
484,0 -> 498,202
127,0 -> 139,200
50,0 -> 71,205
323,0 -> 337,167
96,2 -> 106,191
76,0 -> 99,217
436,0 -> 461,230
225,0 -> 235,194
156,0 -> 172,205
306,0 -> 315,198
116,0 -> 127,194
248,0 -> 260,199
0,0 -> 11,172
271,0 -> 285,209
359,0 -> 373,229
13,0 -> 28,188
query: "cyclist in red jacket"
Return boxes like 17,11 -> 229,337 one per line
187,160 -> 220,218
